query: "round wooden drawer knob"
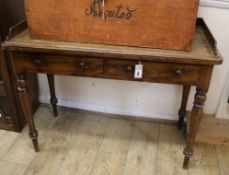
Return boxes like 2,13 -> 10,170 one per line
34,59 -> 42,65
176,70 -> 182,77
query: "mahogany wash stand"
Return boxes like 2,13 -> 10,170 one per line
2,18 -> 222,169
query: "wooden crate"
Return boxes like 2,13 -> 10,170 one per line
24,0 -> 199,51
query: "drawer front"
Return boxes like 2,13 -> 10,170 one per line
104,59 -> 200,84
15,53 -> 103,76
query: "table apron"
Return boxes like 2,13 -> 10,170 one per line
10,52 -> 208,86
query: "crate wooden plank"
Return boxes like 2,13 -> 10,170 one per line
24,0 -> 199,51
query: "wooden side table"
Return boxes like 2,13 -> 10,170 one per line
2,18 -> 223,168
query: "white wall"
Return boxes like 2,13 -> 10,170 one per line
216,70 -> 229,119
197,6 -> 229,119
38,6 -> 229,121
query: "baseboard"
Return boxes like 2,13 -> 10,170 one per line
39,95 -> 178,122
217,114 -> 229,120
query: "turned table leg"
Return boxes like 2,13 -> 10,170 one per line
47,74 -> 58,117
17,75 -> 39,152
183,88 -> 206,169
178,85 -> 191,129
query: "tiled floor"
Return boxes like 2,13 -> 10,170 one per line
0,106 -> 228,175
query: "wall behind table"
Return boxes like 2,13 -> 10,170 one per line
38,6 -> 229,120
197,6 -> 229,119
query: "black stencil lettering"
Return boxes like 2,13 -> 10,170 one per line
85,0 -> 137,21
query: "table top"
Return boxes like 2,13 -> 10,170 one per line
2,19 -> 222,65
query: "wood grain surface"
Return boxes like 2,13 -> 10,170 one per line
24,0 -> 199,51
3,25 -> 222,66
196,115 -> 229,146
0,106 -> 228,175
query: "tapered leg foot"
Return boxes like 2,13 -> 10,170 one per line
29,131 -> 39,152
183,156 -> 190,169
183,148 -> 193,169
47,74 -> 58,117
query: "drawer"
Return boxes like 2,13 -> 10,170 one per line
104,59 -> 200,84
14,53 -> 103,76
